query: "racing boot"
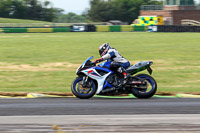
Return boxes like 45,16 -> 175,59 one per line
117,67 -> 130,86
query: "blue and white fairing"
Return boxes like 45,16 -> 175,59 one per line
77,57 -> 114,94
76,56 -> 94,74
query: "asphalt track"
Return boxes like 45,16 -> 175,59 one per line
1,97 -> 200,132
0,97 -> 200,115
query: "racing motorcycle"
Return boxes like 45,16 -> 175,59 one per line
71,56 -> 157,99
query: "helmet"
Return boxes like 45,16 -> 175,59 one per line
99,43 -> 111,57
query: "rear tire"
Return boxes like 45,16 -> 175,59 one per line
71,77 -> 97,99
131,74 -> 157,99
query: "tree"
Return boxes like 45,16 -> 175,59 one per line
87,0 -> 162,24
88,0 -> 115,22
24,0 -> 47,20
55,12 -> 87,23
11,0 -> 28,19
0,0 -> 58,22
0,0 -> 13,18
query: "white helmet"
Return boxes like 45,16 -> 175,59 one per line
99,43 -> 111,57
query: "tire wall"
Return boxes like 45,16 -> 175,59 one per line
96,25 -> 110,32
134,26 -> 146,31
148,25 -> 200,32
109,25 -> 121,32
2,25 -> 200,33
3,28 -> 27,33
0,25 -> 148,33
121,25 -> 134,32
27,28 -> 53,33
53,27 -> 70,32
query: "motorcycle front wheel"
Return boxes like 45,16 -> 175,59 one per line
131,74 -> 157,99
71,77 -> 97,99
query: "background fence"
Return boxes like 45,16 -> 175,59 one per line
2,25 -> 200,33
2,27 -> 71,33
148,25 -> 200,32
0,25 -> 147,33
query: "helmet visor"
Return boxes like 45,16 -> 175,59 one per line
99,48 -> 104,57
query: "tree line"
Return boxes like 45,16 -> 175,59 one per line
0,0 -> 60,22
87,0 -> 162,24
0,0 -> 162,23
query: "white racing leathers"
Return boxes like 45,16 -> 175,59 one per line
101,48 -> 128,63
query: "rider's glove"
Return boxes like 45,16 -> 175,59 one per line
94,58 -> 103,64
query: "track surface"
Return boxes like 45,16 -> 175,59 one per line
1,115 -> 200,132
1,97 -> 200,132
0,97 -> 200,115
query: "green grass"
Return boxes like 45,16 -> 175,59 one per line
0,32 -> 200,93
0,17 -> 50,23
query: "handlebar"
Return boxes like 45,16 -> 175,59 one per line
90,61 -> 96,66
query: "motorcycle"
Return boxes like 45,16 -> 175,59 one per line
71,56 -> 157,99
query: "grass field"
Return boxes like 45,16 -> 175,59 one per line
0,32 -> 200,93
0,18 -> 50,23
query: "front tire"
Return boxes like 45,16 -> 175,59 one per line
131,74 -> 157,99
71,77 -> 97,99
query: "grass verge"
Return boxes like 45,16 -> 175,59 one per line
0,32 -> 199,93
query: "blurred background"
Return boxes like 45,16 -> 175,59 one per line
0,0 -> 200,26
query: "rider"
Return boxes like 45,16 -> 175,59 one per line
94,43 -> 130,81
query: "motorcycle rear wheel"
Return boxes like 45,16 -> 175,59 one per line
131,74 -> 157,99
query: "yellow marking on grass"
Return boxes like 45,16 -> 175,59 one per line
27,93 -> 72,98
0,62 -> 79,71
186,80 -> 200,83
1,60 -> 199,72
176,94 -> 200,98
0,95 -> 11,98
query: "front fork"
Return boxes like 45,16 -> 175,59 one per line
82,76 -> 90,88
